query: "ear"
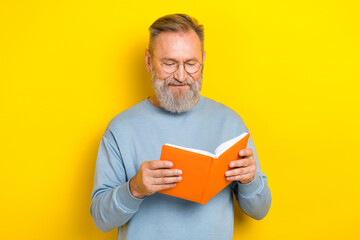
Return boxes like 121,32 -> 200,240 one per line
145,49 -> 152,73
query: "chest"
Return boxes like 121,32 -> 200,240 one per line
116,116 -> 238,181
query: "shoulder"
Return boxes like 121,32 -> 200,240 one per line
203,96 -> 244,120
103,100 -> 148,137
202,95 -> 249,132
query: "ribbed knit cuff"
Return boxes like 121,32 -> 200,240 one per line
237,172 -> 263,198
116,181 -> 145,212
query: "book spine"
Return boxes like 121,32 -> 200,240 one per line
200,157 -> 215,205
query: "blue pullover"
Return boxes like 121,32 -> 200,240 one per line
90,95 -> 271,240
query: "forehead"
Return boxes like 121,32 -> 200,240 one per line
152,30 -> 202,61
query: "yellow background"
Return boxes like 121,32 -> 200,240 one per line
1,0 -> 359,239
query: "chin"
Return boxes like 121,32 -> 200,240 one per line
169,87 -> 189,98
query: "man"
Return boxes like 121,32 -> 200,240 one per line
91,13 -> 271,240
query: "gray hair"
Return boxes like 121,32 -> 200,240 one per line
148,13 -> 204,55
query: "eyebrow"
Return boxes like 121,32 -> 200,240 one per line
160,57 -> 200,62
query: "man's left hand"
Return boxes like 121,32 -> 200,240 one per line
225,148 -> 256,184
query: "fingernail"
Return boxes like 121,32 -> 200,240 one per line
178,170 -> 182,175
240,150 -> 244,155
229,162 -> 234,167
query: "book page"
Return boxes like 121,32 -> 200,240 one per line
214,132 -> 249,158
164,132 -> 249,159
164,144 -> 216,158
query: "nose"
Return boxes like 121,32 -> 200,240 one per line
173,64 -> 187,82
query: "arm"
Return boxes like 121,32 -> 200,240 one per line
228,134 -> 272,220
90,130 -> 182,232
90,132 -> 144,232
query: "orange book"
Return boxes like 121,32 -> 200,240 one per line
158,132 -> 250,204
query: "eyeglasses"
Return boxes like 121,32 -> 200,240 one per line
152,55 -> 203,74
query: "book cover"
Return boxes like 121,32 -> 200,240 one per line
158,132 -> 250,204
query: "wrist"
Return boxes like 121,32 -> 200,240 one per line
239,176 -> 255,184
129,178 -> 146,199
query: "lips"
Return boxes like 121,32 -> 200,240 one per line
169,84 -> 188,86
168,84 -> 190,90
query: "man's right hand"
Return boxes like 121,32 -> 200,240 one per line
129,160 -> 182,199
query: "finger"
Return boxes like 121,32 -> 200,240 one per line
239,148 -> 253,158
226,173 -> 254,182
229,156 -> 256,168
154,183 -> 177,192
152,169 -> 182,178
229,158 -> 248,168
225,166 -> 251,177
147,160 -> 173,170
152,176 -> 182,185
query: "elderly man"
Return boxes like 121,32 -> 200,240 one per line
91,13 -> 271,240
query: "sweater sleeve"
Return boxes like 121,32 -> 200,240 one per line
90,131 -> 144,232
231,134 -> 272,220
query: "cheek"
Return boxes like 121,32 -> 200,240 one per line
154,70 -> 171,80
152,65 -> 165,78
191,73 -> 202,83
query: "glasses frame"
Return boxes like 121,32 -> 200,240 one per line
151,55 -> 203,74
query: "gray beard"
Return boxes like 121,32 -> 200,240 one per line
151,72 -> 202,113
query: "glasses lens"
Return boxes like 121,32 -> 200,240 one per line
162,63 -> 178,74
160,61 -> 202,74
185,62 -> 201,74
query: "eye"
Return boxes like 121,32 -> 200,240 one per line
185,61 -> 198,66
163,62 -> 177,66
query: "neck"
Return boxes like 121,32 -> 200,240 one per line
148,95 -> 162,108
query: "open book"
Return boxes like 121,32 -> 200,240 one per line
158,132 -> 250,204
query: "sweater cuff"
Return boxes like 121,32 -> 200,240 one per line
116,181 -> 145,212
237,172 -> 263,198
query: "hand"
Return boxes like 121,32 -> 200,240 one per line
129,160 -> 182,199
225,148 -> 256,184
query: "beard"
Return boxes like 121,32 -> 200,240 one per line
151,70 -> 203,113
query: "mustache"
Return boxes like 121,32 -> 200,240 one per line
165,78 -> 194,86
